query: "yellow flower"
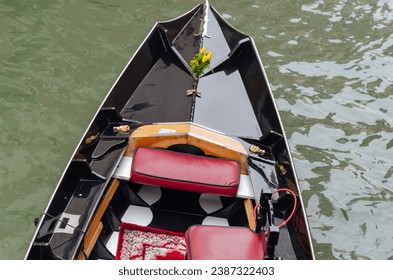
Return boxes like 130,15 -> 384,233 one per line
189,48 -> 213,77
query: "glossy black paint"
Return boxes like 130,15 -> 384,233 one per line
25,2 -> 314,260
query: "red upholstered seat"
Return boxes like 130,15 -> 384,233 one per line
185,225 -> 266,260
130,147 -> 240,197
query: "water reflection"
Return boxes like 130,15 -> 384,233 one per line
265,0 -> 393,259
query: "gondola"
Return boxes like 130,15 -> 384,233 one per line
25,1 -> 315,260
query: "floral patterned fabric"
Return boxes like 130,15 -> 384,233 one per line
116,223 -> 186,260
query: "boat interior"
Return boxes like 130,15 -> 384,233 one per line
27,120 -> 310,260
89,123 -> 306,260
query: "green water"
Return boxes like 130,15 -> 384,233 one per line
0,0 -> 392,259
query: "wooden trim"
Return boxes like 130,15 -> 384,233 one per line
77,222 -> 103,260
77,179 -> 120,260
125,123 -> 249,174
244,199 -> 256,230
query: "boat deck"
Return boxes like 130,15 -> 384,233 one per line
99,180 -> 297,260
97,181 -> 248,259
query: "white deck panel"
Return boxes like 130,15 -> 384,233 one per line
236,174 -> 255,199
113,156 -> 132,180
106,231 -> 119,257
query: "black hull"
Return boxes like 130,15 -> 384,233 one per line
25,2 -> 314,260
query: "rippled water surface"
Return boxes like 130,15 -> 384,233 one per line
1,0 -> 392,259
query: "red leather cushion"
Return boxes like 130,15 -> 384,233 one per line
185,225 -> 266,260
131,147 -> 240,197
